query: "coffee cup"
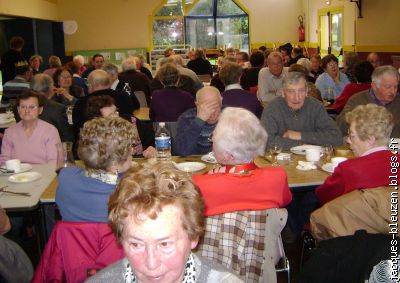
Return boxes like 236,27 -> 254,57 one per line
305,148 -> 322,162
331,157 -> 347,170
5,159 -> 21,173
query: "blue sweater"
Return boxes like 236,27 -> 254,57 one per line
55,167 -> 116,222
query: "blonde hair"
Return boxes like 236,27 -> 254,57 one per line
345,103 -> 393,145
78,117 -> 135,171
108,162 -> 205,242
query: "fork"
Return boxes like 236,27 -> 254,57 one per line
0,186 -> 31,197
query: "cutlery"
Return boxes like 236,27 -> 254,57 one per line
0,186 -> 31,197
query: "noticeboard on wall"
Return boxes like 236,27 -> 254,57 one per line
73,48 -> 148,66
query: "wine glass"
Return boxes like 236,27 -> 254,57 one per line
269,144 -> 282,166
322,144 -> 334,164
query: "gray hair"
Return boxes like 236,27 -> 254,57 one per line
213,107 -> 268,164
87,69 -> 111,89
30,73 -> 53,96
282,71 -> 307,89
48,55 -> 62,68
170,54 -> 184,66
73,55 -> 85,65
371,65 -> 399,85
121,56 -> 137,72
297,58 -> 312,73
159,56 -> 174,67
267,51 -> 283,64
102,63 -> 119,76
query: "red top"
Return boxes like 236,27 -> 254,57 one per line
316,150 -> 397,205
192,166 -> 292,216
333,83 -> 371,113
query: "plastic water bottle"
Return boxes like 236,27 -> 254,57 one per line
155,122 -> 171,161
123,82 -> 132,95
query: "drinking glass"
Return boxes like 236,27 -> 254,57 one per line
56,142 -> 75,174
269,144 -> 282,165
322,144 -> 334,163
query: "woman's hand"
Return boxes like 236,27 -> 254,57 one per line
56,87 -> 75,102
143,146 -> 157,159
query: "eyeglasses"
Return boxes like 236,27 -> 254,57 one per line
327,62 -> 338,68
18,105 -> 39,111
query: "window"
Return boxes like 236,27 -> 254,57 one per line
318,7 -> 343,57
151,0 -> 249,52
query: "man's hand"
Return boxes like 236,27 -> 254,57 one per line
282,130 -> 302,140
197,99 -> 220,122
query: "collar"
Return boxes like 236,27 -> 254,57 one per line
368,89 -> 393,107
361,146 -> 388,157
84,170 -> 118,185
124,253 -> 196,283
207,162 -> 258,175
225,83 -> 242,91
110,79 -> 119,90
72,74 -> 81,78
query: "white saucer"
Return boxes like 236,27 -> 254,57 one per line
0,163 -> 33,175
321,163 -> 334,173
290,145 -> 322,155
201,153 -> 217,164
175,162 -> 206,173
8,171 -> 42,183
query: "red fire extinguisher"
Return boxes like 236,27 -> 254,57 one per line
298,15 -> 305,42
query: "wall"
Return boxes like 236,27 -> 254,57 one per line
240,0 -> 302,48
57,0 -> 160,53
0,0 -> 58,20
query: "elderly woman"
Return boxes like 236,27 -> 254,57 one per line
86,163 -> 243,282
53,67 -> 84,106
86,95 -> 156,158
0,91 -> 61,164
219,62 -> 262,118
342,51 -> 359,83
316,104 -> 395,205
55,117 -> 135,222
149,63 -> 195,122
43,55 -> 62,77
193,107 -> 292,216
315,54 -> 350,100
29,54 -> 43,75
30,73 -> 73,142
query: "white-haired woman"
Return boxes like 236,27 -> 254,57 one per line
316,103 -> 396,205
193,107 -> 292,216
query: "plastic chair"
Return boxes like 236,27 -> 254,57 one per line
31,221 -> 124,283
196,208 -> 290,283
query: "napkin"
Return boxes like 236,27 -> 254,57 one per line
296,161 -> 316,171
277,153 -> 291,161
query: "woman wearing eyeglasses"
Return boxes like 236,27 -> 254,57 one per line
0,90 -> 61,165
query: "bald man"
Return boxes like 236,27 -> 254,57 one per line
176,86 -> 222,156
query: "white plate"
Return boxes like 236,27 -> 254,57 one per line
8,171 -> 42,183
290,145 -> 322,155
175,162 -> 206,173
201,152 -> 217,164
0,163 -> 33,175
321,163 -> 334,173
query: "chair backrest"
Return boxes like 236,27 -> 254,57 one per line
134,91 -> 148,107
32,221 -> 124,283
195,208 -> 288,283
197,74 -> 211,83
153,121 -> 178,155
311,186 -> 391,241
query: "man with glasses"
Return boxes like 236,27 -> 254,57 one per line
337,65 -> 400,137
257,51 -> 289,104
261,71 -> 343,150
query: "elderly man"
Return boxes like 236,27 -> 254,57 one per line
257,51 -> 289,104
337,65 -> 400,137
1,63 -> 31,106
72,69 -> 135,138
366,52 -> 381,69
82,54 -> 104,78
261,72 -> 343,150
118,56 -> 151,106
176,86 -> 222,156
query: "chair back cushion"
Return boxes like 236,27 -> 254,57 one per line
32,221 -> 124,283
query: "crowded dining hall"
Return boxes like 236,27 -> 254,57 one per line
0,0 -> 399,282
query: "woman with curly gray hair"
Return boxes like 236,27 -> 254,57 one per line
316,103 -> 395,205
55,116 -> 135,222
